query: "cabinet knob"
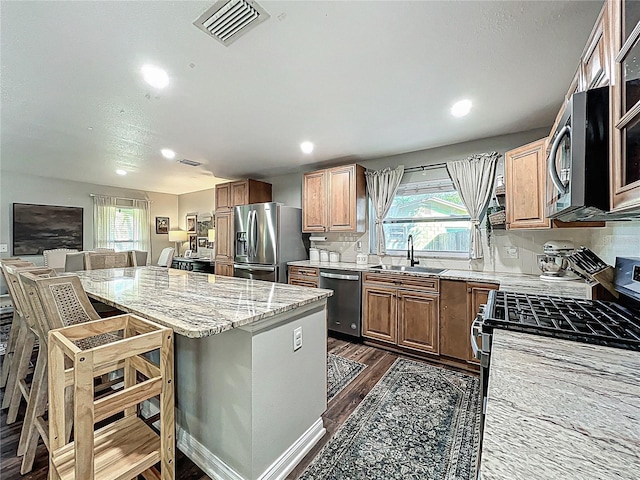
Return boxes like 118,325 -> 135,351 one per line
468,288 -> 472,293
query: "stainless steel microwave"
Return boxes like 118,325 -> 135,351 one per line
545,86 -> 610,221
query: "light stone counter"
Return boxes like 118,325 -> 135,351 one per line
288,260 -> 593,299
67,266 -> 332,338
481,330 -> 640,480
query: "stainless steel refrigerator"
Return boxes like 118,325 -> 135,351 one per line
233,202 -> 308,283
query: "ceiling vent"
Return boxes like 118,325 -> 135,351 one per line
177,158 -> 203,167
193,0 -> 270,46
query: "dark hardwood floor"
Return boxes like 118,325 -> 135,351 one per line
0,337 -> 398,480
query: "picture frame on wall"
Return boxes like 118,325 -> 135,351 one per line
186,214 -> 197,234
189,234 -> 197,252
197,237 -> 207,249
155,216 -> 169,234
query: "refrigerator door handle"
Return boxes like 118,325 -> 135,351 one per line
247,210 -> 255,258
251,210 -> 259,257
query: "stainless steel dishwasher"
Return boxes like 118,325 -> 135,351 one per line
319,268 -> 362,337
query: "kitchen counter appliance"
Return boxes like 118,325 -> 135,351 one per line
234,202 -> 308,283
536,240 -> 577,280
319,268 -> 362,338
471,256 -> 640,474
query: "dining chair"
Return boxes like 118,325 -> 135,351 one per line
129,250 -> 149,267
17,273 -> 122,474
84,251 -> 130,270
0,259 -> 35,389
43,249 -> 78,272
157,247 -> 175,267
1,265 -> 56,424
64,251 -> 87,272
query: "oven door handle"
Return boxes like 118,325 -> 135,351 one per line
470,317 -> 483,360
547,124 -> 571,195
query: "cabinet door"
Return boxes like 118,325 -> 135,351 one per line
362,286 -> 397,344
397,290 -> 439,355
327,165 -> 356,231
214,210 -> 234,261
288,276 -> 318,288
215,183 -> 232,210
583,18 -> 608,89
215,262 -> 234,277
302,170 -> 327,232
505,138 -> 551,229
231,181 -> 248,207
467,282 -> 498,364
439,280 -> 469,360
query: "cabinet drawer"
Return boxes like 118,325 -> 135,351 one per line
288,276 -> 318,288
289,266 -> 319,278
363,272 -> 439,292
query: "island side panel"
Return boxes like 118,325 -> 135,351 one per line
251,301 -> 328,479
175,328 -> 253,480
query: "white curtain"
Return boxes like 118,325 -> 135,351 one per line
365,165 -> 404,255
446,152 -> 499,260
93,195 -> 151,253
93,195 -> 118,250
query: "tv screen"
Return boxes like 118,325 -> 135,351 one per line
12,203 -> 84,255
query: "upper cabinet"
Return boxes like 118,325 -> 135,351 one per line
215,179 -> 272,210
505,138 -> 551,229
610,0 -> 640,212
302,164 -> 366,233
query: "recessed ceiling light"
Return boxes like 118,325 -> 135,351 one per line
141,64 -> 169,89
161,148 -> 176,159
300,141 -> 314,154
451,99 -> 472,117
116,169 -> 127,176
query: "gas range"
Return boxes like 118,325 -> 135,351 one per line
483,291 -> 640,351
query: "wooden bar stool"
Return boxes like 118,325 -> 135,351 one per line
0,260 -> 35,391
2,265 -> 57,424
48,313 -> 174,480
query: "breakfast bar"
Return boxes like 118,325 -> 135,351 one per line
66,266 -> 333,480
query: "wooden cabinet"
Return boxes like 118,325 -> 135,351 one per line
302,164 -> 366,233
439,280 -> 498,366
214,210 -> 233,262
288,266 -> 319,288
215,179 -> 272,210
362,273 -> 439,355
302,171 -> 327,232
215,262 -> 234,277
505,138 -> 551,229
467,282 -> 499,363
609,0 -> 640,212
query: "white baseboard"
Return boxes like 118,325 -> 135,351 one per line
176,416 -> 325,480
257,418 -> 326,480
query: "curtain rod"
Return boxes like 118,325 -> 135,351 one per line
89,194 -> 152,203
403,162 -> 447,173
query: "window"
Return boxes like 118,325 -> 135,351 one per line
370,179 -> 471,257
93,196 -> 150,252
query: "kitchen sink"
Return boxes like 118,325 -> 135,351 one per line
370,265 -> 445,274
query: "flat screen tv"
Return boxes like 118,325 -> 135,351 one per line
12,203 -> 84,255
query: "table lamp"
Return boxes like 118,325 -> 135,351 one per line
168,229 -> 188,256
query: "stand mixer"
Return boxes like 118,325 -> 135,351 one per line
537,240 -> 579,280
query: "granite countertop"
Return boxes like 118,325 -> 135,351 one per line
288,260 -> 593,299
65,266 -> 332,338
481,330 -> 640,479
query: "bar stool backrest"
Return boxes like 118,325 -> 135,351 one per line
19,274 -> 106,350
4,266 -> 56,335
1,261 -> 35,315
84,252 -> 130,270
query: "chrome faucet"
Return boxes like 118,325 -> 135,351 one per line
407,234 -> 419,267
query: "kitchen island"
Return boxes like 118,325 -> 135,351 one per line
68,266 -> 333,480
481,330 -> 640,479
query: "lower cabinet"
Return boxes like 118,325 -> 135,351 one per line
362,274 -> 439,355
288,266 -> 319,287
439,280 -> 498,366
215,261 -> 234,277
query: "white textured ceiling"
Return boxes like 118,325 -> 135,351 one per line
1,1 -> 602,195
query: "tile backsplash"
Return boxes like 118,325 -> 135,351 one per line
310,222 -> 640,274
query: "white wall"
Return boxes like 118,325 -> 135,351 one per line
263,128 -> 640,274
0,170 -> 178,266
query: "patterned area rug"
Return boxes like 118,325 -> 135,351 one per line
302,358 -> 480,480
327,353 -> 367,403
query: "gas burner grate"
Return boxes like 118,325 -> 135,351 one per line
485,291 -> 640,349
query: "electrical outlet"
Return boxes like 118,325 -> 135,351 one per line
504,246 -> 519,259
0,244 -> 7,253
356,241 -> 362,252
293,326 -> 303,351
